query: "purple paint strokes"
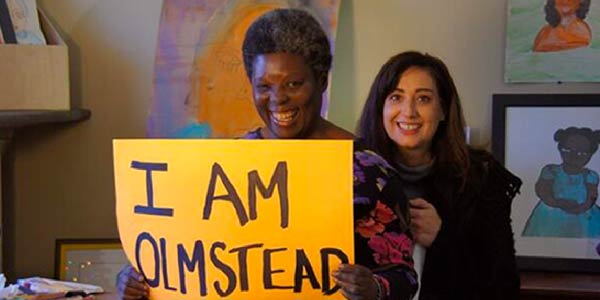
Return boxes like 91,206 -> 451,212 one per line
147,0 -> 341,137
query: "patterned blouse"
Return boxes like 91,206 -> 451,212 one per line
243,129 -> 418,299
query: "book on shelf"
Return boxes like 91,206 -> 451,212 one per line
6,0 -> 45,44
0,26 -> 6,44
0,0 -> 17,44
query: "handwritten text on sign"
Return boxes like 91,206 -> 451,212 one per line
113,140 -> 354,300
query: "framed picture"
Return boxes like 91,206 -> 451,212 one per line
492,94 -> 600,273
505,0 -> 600,83
55,239 -> 129,292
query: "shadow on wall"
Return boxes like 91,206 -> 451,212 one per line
7,1 -> 146,281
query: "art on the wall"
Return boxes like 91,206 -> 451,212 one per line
147,0 -> 341,138
492,94 -> 600,273
505,0 -> 600,83
521,126 -> 600,238
4,0 -> 46,44
55,239 -> 128,293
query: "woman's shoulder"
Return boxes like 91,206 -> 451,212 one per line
572,19 -> 592,34
468,148 -> 503,171
241,128 -> 263,139
322,120 -> 354,139
467,148 -> 522,201
353,140 -> 396,173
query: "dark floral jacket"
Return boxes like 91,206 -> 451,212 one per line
353,143 -> 418,300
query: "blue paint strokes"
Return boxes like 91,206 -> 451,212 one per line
172,122 -> 212,138
522,165 -> 600,238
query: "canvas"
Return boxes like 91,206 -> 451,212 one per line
147,0 -> 341,138
492,94 -> 600,272
505,0 -> 600,82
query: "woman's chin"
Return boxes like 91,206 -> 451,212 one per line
269,125 -> 301,139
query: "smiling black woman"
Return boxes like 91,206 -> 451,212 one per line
116,8 -> 418,300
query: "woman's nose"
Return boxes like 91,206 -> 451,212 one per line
270,86 -> 289,104
400,98 -> 417,117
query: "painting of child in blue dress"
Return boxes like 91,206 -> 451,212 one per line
523,127 -> 600,238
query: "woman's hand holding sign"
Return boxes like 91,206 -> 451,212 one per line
333,264 -> 379,300
117,264 -> 148,300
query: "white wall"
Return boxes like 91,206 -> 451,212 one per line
9,0 -> 600,279
10,0 -> 162,279
330,0 -> 600,145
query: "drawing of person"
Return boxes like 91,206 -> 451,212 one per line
532,0 -> 592,52
523,127 -> 600,238
7,0 -> 45,44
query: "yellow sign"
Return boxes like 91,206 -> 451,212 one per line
113,140 -> 354,300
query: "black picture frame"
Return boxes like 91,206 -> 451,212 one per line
492,94 -> 600,273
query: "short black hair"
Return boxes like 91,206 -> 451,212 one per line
544,0 -> 591,27
241,8 -> 332,80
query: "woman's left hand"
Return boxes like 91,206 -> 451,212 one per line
333,264 -> 377,300
409,198 -> 441,247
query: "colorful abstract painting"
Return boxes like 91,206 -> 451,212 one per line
147,0 -> 341,138
505,0 -> 600,82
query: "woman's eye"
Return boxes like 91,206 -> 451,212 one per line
387,94 -> 401,102
255,84 -> 269,93
287,81 -> 303,88
417,95 -> 431,103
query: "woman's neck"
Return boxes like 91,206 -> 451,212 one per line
560,14 -> 577,27
395,148 -> 433,167
562,163 -> 584,174
259,118 -> 354,140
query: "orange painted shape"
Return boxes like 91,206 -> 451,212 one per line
194,5 -> 279,137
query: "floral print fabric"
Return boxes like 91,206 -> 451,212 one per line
353,145 -> 417,299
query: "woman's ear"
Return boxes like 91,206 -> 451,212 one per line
317,73 -> 328,93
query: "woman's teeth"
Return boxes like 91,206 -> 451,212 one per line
272,110 -> 298,125
398,123 -> 419,130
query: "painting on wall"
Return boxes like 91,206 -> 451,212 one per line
55,239 -> 128,292
505,0 -> 600,83
492,94 -> 600,273
147,0 -> 341,138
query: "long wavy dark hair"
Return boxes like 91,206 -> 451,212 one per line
357,51 -> 470,188
544,0 -> 591,27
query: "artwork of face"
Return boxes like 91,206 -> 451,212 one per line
555,0 -> 580,17
250,53 -> 324,139
382,67 -> 445,156
559,134 -> 594,171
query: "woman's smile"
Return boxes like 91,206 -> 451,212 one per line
270,109 -> 300,127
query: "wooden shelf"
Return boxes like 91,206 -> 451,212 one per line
520,271 -> 600,299
0,109 -> 91,129
0,108 -> 91,278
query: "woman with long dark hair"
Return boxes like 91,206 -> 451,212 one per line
358,51 -> 522,299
